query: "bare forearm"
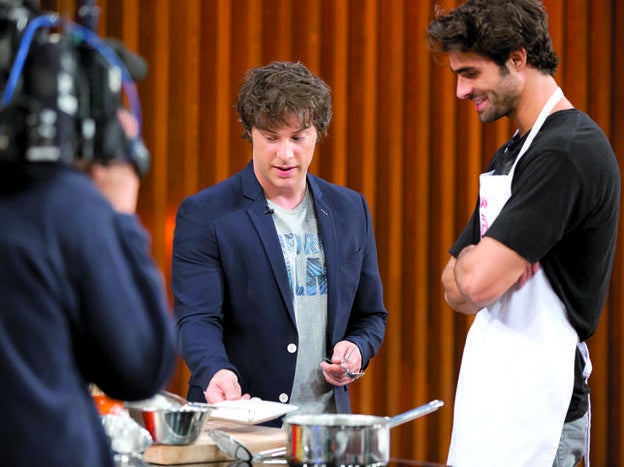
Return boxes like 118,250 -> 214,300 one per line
453,237 -> 535,308
441,256 -> 482,315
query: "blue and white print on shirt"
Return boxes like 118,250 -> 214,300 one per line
278,231 -> 327,298
266,189 -> 335,413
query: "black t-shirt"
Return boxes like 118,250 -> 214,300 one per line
451,109 -> 620,421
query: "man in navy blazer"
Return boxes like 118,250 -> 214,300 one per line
172,62 -> 387,422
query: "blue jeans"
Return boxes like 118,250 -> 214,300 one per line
552,410 -> 590,467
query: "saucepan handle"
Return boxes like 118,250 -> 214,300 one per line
387,399 -> 444,429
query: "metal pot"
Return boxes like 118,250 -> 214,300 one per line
283,399 -> 443,466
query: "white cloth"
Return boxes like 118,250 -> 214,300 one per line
447,88 -> 581,467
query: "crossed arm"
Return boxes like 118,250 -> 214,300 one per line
441,237 -> 539,314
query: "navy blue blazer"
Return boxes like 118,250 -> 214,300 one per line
0,163 -> 176,466
172,161 -> 387,416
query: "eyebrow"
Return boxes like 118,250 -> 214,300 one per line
259,127 -> 309,136
450,65 -> 478,75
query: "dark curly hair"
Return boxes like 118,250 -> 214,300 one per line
236,61 -> 332,142
426,0 -> 559,76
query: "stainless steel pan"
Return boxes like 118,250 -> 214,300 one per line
283,399 -> 444,466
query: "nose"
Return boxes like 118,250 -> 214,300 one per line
456,76 -> 472,100
277,141 -> 294,160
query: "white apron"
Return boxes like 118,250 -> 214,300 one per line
447,88 -> 584,467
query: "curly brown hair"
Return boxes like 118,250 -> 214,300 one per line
426,0 -> 559,76
236,61 -> 332,142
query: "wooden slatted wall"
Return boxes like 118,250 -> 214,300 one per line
39,0 -> 624,464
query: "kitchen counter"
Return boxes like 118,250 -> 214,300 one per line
127,418 -> 448,467
144,459 -> 448,467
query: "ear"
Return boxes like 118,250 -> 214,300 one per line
508,49 -> 528,70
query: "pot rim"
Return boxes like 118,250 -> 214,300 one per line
283,413 -> 389,428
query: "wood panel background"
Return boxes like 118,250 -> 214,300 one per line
41,0 -> 624,464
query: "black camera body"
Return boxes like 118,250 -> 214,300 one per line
0,0 -> 150,176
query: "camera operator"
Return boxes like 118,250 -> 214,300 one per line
0,8 -> 176,467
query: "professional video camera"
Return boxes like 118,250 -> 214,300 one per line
0,0 -> 150,176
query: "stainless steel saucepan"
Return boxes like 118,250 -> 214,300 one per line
210,400 -> 444,465
283,399 -> 444,466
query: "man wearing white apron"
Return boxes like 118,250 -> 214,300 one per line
427,2 -> 620,466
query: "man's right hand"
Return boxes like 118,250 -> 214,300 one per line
516,261 -> 540,288
89,162 -> 139,214
204,369 -> 251,403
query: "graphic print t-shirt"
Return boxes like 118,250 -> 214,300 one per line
267,190 -> 335,413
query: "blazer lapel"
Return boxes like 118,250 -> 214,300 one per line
242,163 -> 297,325
308,177 -> 340,344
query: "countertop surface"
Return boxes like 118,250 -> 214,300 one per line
119,417 -> 449,467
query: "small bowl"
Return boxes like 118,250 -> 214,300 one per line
127,407 -> 208,445
125,392 -> 210,445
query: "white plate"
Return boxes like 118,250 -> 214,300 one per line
207,398 -> 298,425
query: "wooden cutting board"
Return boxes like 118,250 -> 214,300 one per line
143,419 -> 286,465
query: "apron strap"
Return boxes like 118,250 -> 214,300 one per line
577,341 -> 591,466
509,87 -> 563,179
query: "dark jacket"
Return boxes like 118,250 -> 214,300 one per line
0,163 -> 176,466
172,161 -> 387,417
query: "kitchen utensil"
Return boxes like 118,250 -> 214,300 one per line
283,399 -> 444,466
126,405 -> 210,445
209,429 -> 287,463
345,368 -> 366,379
323,357 -> 366,380
125,391 -> 212,445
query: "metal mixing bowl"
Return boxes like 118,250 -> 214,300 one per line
127,407 -> 208,445
125,391 -> 211,445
